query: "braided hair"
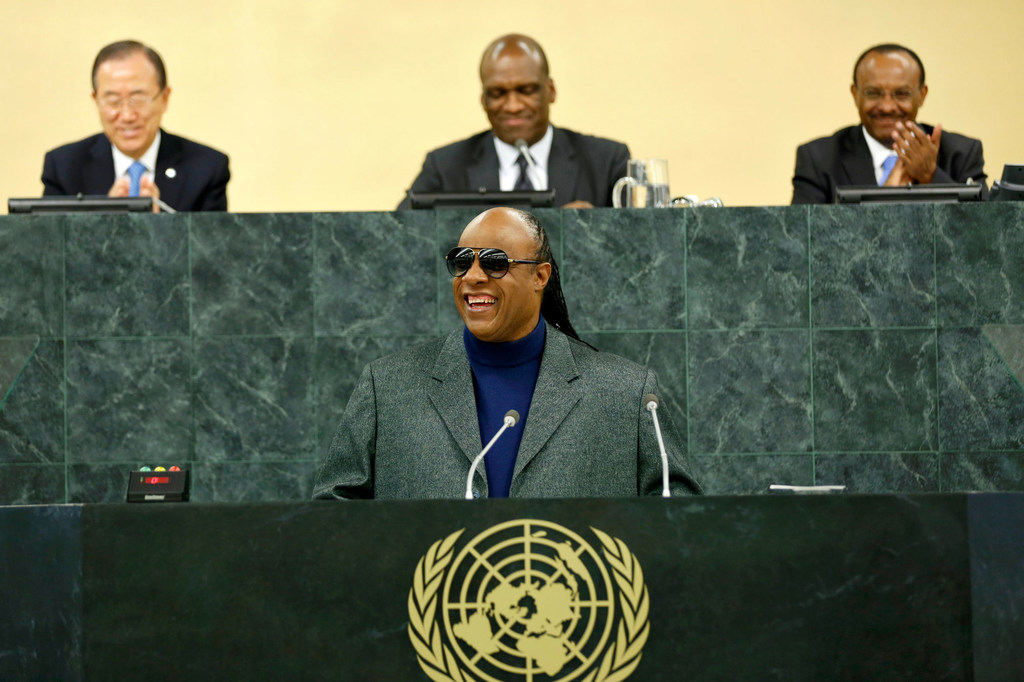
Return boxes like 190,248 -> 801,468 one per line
513,210 -> 591,347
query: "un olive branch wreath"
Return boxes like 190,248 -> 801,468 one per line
407,527 -> 649,682
408,529 -> 466,682
583,527 -> 650,682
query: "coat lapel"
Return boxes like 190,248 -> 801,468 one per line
512,329 -> 582,479
546,127 -> 579,206
466,135 -> 501,192
427,327 -> 584,490
155,130 -> 184,210
84,135 -> 116,194
428,330 -> 485,464
840,127 -> 881,186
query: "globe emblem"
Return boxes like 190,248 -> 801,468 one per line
441,519 -> 616,681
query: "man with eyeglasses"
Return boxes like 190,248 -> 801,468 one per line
791,43 -> 987,204
397,34 -> 629,209
42,40 -> 230,211
314,207 -> 701,500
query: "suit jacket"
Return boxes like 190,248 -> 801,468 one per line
313,327 -> 702,500
791,124 -> 987,204
42,130 -> 230,211
397,126 -> 630,209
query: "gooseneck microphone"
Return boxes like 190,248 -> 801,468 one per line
643,394 -> 671,498
465,410 -> 520,499
513,138 -> 539,175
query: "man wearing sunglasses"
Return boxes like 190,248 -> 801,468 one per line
314,207 -> 701,500
42,40 -> 230,212
397,34 -> 630,210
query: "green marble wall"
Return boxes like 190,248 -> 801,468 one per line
1,204 -> 1022,502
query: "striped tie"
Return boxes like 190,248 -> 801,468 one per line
128,161 -> 146,197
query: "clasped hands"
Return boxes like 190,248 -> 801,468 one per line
107,175 -> 162,213
883,121 -> 942,187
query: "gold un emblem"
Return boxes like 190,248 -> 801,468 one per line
408,519 -> 650,682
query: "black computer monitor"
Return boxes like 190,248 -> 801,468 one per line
406,190 -> 556,210
835,184 -> 983,204
7,196 -> 154,214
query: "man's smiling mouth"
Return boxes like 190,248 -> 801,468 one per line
466,295 -> 497,311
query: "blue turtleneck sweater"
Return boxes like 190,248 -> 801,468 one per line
463,317 -> 546,497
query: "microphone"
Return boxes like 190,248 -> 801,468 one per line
513,138 -> 539,176
155,197 -> 177,214
465,410 -> 520,499
643,394 -> 671,498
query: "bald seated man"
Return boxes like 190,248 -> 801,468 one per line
792,43 -> 986,204
42,40 -> 230,212
314,207 -> 701,500
398,34 -> 630,209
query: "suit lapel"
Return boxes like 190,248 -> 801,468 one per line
466,135 -> 501,192
547,127 -> 579,206
155,130 -> 188,208
840,127 -> 881,186
428,330 -> 485,464
84,135 -> 116,194
155,130 -> 184,210
512,329 -> 582,480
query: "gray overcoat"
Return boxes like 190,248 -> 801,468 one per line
313,327 -> 701,500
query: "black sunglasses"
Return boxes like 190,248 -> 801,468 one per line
444,247 -> 544,279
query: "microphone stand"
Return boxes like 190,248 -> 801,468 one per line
465,410 -> 519,499
644,395 -> 671,498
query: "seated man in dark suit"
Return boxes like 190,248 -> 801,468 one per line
314,207 -> 701,500
42,40 -> 230,212
398,34 -> 629,209
792,43 -> 986,204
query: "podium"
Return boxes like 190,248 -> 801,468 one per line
2,494 -> 1022,680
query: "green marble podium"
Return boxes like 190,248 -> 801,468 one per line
1,205 -> 1022,503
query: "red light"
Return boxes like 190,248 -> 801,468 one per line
145,476 -> 170,485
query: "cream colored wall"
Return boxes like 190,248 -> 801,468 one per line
2,0 -> 1021,213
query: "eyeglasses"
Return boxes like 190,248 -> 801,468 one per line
97,91 -> 164,116
445,247 -> 544,279
857,87 -> 918,104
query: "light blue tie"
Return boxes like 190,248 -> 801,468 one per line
879,155 -> 897,185
128,161 -> 146,197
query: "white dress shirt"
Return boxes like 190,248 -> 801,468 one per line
111,131 -> 162,185
493,126 -> 553,191
861,126 -> 898,185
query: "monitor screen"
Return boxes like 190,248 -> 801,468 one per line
835,184 -> 983,204
8,196 -> 154,214
406,190 -> 556,210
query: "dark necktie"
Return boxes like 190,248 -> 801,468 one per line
514,153 -> 534,191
